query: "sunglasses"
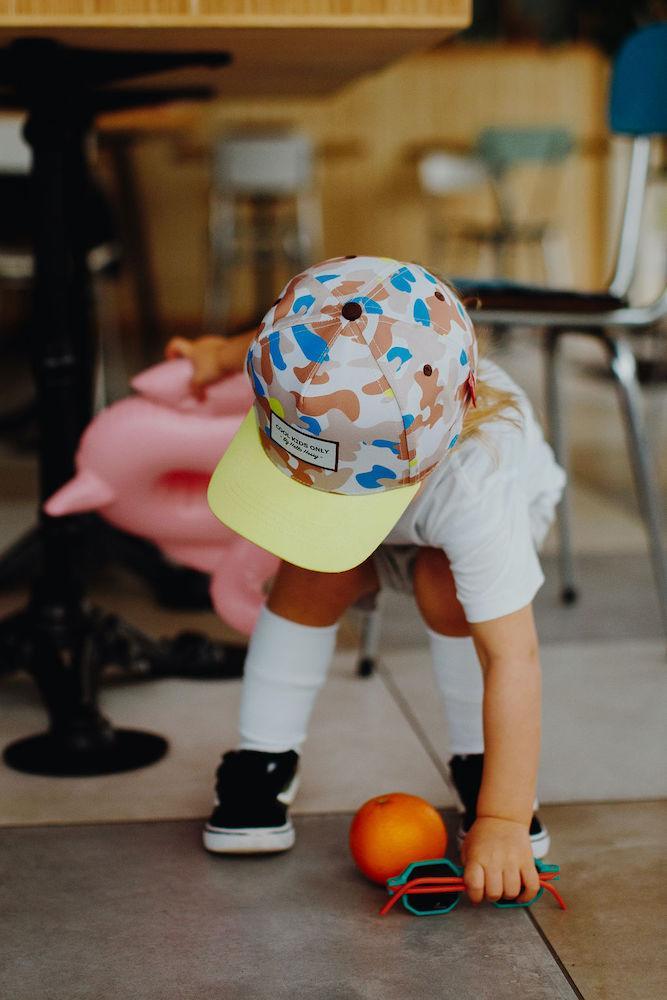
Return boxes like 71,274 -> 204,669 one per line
381,857 -> 566,917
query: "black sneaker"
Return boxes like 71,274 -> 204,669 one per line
448,753 -> 551,859
203,749 -> 299,854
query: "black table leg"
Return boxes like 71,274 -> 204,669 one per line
0,40 -> 232,776
2,93 -> 167,776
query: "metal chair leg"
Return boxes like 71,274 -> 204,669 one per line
544,328 -> 579,604
601,332 -> 667,637
357,604 -> 382,677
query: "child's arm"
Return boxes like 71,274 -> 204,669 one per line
463,604 -> 542,904
165,329 -> 257,395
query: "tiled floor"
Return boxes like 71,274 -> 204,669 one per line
0,334 -> 665,998
1,814 -> 582,1000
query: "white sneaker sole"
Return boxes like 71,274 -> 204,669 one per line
203,772 -> 299,855
203,821 -> 295,854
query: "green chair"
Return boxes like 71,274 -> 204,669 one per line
420,126 -> 574,284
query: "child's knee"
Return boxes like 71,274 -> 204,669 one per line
413,547 -> 470,637
268,557 -> 379,625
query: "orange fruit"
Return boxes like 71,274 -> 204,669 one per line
349,792 -> 447,885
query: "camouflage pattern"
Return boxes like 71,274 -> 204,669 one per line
247,255 -> 477,496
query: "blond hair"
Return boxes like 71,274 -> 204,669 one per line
458,371 -> 523,443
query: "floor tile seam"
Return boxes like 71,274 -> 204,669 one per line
517,636 -> 666,652
375,660 -> 456,794
537,634 -> 664,647
378,636 -> 665,657
535,796 -> 667,809
0,807 -> 465,834
1,796 -> 662,834
526,909 -> 586,1000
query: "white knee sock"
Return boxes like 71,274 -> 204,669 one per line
426,628 -> 485,756
238,605 -> 339,755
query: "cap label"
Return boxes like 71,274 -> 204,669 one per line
270,411 -> 339,471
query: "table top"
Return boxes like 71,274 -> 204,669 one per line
0,2 -> 471,96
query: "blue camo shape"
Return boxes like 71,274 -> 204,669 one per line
387,346 -> 412,371
292,324 -> 329,362
413,298 -> 430,327
315,273 -> 340,283
248,355 -> 265,397
299,415 -> 321,435
355,465 -> 398,489
292,294 -> 315,314
402,413 -> 415,429
460,350 -> 468,365
268,331 -> 286,371
390,266 -> 416,293
372,439 -> 400,455
350,296 -> 383,314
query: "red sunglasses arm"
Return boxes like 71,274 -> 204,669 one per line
539,879 -> 567,911
379,876 -> 465,916
379,873 -> 566,915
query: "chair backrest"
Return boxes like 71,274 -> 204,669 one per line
608,24 -> 667,298
474,127 -> 573,178
609,22 -> 667,136
212,131 -> 313,197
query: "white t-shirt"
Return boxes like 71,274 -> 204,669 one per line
384,359 -> 566,623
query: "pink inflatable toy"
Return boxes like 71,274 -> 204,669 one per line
44,358 -> 280,635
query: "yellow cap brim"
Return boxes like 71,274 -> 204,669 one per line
207,408 -> 420,573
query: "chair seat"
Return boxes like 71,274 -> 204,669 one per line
453,278 -> 627,314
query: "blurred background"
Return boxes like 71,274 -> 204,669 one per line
0,4 -> 665,998
1,0 -> 665,595
1,1 -> 665,375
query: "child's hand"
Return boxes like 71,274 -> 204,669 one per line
165,330 -> 256,398
460,816 -> 540,905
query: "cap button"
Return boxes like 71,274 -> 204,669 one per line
341,301 -> 363,321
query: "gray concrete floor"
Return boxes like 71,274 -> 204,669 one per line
0,813 -> 581,1000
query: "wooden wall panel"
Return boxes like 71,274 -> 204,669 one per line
105,42 -> 609,328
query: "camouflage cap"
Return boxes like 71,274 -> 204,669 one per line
208,255 -> 477,572
246,254 -> 477,496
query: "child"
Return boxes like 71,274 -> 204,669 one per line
167,255 -> 565,906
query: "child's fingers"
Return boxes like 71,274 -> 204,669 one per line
502,868 -> 522,901
483,868 -> 504,903
516,863 -> 541,904
463,861 -> 485,904
165,336 -> 193,360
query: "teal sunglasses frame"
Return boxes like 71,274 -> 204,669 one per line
382,857 -> 565,917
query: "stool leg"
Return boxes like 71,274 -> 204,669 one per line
541,226 -> 573,287
544,329 -> 578,604
252,195 -> 277,319
602,332 -> 667,637
204,195 -> 236,335
295,191 -> 323,266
